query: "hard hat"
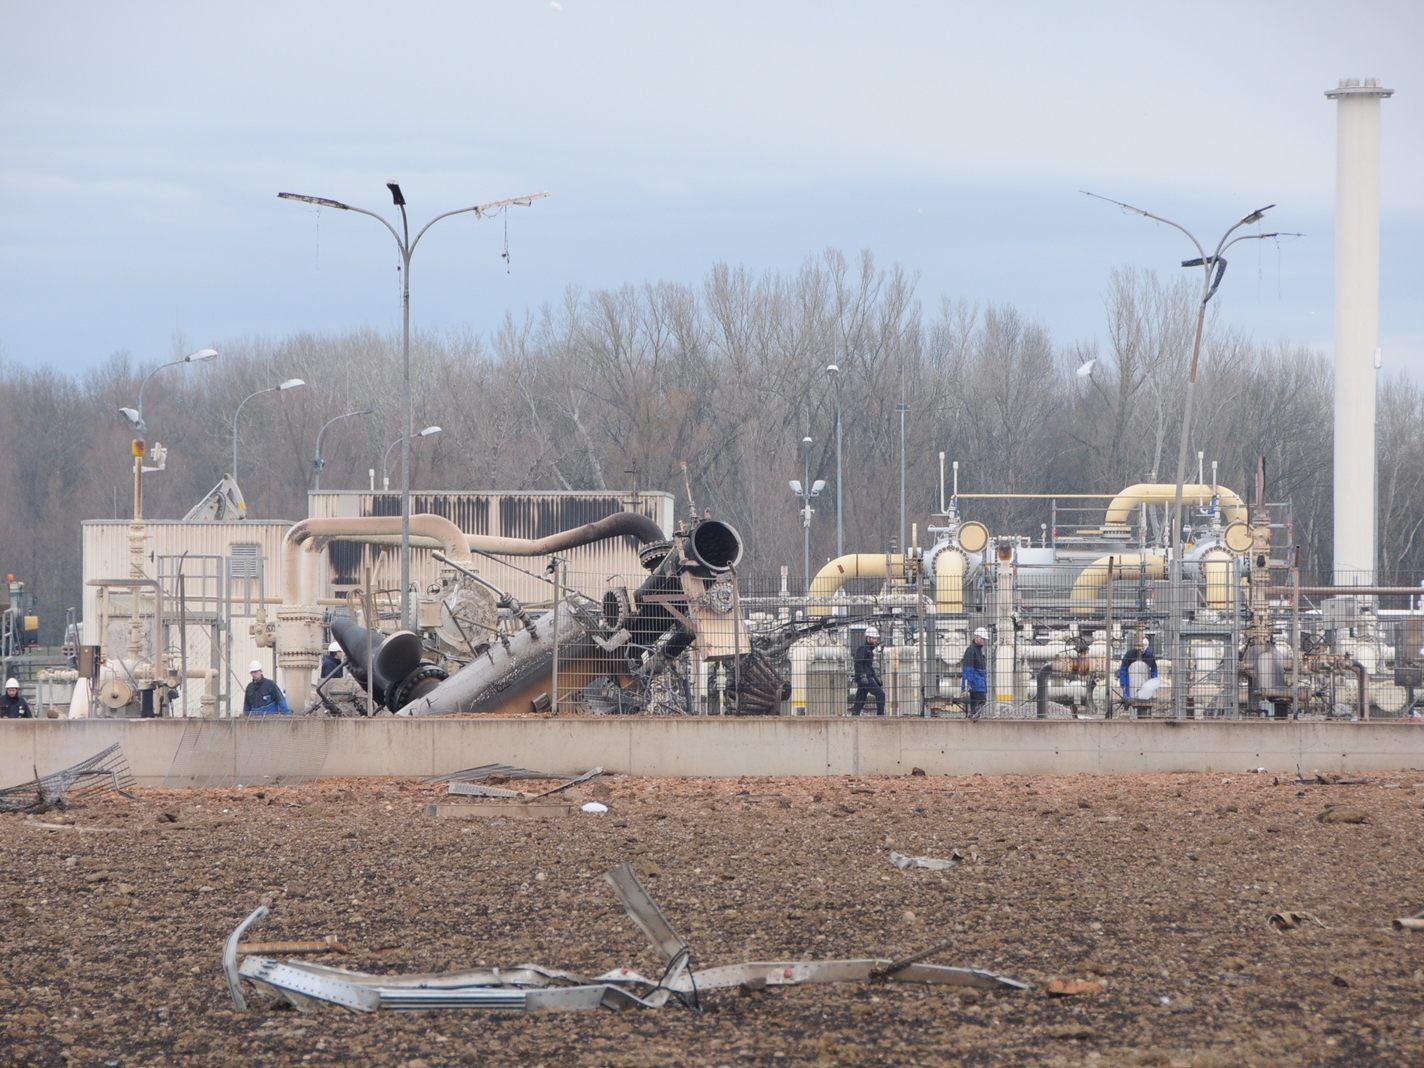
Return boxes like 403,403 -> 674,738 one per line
248,660 -> 264,673
864,626 -> 880,639
4,678 -> 17,689
973,627 -> 990,640
328,641 -> 341,653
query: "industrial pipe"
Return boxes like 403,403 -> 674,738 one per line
807,555 -> 905,618
1349,656 -> 1370,721
1102,483 -> 1246,528
283,515 -> 472,604
933,547 -> 967,613
1069,554 -> 1165,606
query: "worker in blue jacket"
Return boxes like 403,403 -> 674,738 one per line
961,627 -> 989,720
1117,634 -> 1159,703
243,661 -> 292,716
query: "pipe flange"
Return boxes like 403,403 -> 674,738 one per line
602,586 -> 634,629
387,665 -> 450,712
701,580 -> 736,614
639,540 -> 674,572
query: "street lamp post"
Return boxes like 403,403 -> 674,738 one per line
279,184 -> 549,630
313,408 -> 374,491
897,402 -> 909,557
382,425 -> 442,490
118,347 -> 219,433
789,435 -> 826,596
232,378 -> 306,482
827,364 -> 843,559
1085,191 -> 1299,718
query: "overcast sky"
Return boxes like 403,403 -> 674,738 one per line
3,0 -> 1421,380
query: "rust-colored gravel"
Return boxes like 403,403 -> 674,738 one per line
3,771 -> 1423,1066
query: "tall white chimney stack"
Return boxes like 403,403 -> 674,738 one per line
1325,78 -> 1392,585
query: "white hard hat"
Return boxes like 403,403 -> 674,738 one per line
973,627 -> 990,640
248,660 -> 264,673
864,626 -> 880,639
328,641 -> 341,653
4,678 -> 17,689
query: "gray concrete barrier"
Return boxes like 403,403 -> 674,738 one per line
4,718 -> 1424,786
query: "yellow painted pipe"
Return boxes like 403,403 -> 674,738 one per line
1069,553 -> 1165,606
1103,483 -> 1246,527
808,554 -> 904,618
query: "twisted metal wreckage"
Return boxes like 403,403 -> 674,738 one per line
308,512 -> 800,718
225,863 -> 1027,1013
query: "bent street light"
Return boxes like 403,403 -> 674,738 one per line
1083,191 -> 1301,718
382,425 -> 442,489
313,408 -> 375,491
279,185 -> 549,629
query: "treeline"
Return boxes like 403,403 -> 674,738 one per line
4,250 -> 1422,639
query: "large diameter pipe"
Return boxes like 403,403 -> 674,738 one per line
283,515 -> 473,604
934,548 -> 967,614
807,554 -> 905,618
1103,484 -> 1246,528
1069,554 -> 1165,607
1326,79 -> 1392,584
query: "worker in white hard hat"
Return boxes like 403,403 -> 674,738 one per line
961,627 -> 989,720
0,678 -> 32,719
242,660 -> 291,716
320,640 -> 346,680
850,625 -> 885,716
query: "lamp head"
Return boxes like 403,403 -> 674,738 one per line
387,182 -> 406,206
1075,358 -> 1096,379
418,425 -> 442,437
278,192 -> 353,211
277,378 -> 305,391
826,363 -> 839,374
118,407 -> 145,431
185,348 -> 219,363
789,480 -> 803,494
802,436 -> 812,446
811,479 -> 827,495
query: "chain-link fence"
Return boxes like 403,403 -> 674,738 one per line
542,555 -> 1424,722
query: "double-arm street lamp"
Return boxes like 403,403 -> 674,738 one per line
232,378 -> 306,482
382,425 -> 442,490
1084,191 -> 1300,718
278,183 -> 549,629
789,435 -> 826,596
313,408 -> 375,491
118,347 -> 218,431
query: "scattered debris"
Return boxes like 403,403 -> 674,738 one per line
581,802 -> 609,815
424,803 -> 573,820
442,767 -> 604,801
1046,978 -> 1106,997
910,767 -> 927,777
226,864 -> 1029,1014
21,817 -> 125,834
0,744 -> 135,814
1317,806 -> 1370,824
890,850 -> 965,871
1392,908 -> 1424,931
1300,772 -> 1370,786
427,764 -> 565,785
1269,911 -> 1327,931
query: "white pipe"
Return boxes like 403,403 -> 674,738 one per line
1326,78 -> 1392,584
933,547 -> 966,613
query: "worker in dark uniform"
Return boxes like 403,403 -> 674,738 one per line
0,678 -> 32,718
242,661 -> 291,716
320,641 -> 346,680
961,627 -> 989,720
850,626 -> 886,716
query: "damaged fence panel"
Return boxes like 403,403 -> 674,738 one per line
225,864 -> 1028,1014
0,744 -> 135,813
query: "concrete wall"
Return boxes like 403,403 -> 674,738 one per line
4,719 -> 1424,787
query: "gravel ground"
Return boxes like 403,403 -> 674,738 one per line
2,770 -> 1423,1066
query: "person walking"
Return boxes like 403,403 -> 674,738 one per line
850,626 -> 886,716
961,627 -> 989,720
243,661 -> 291,716
0,678 -> 33,718
320,641 -> 346,680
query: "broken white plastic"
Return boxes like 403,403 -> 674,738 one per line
581,801 -> 609,814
